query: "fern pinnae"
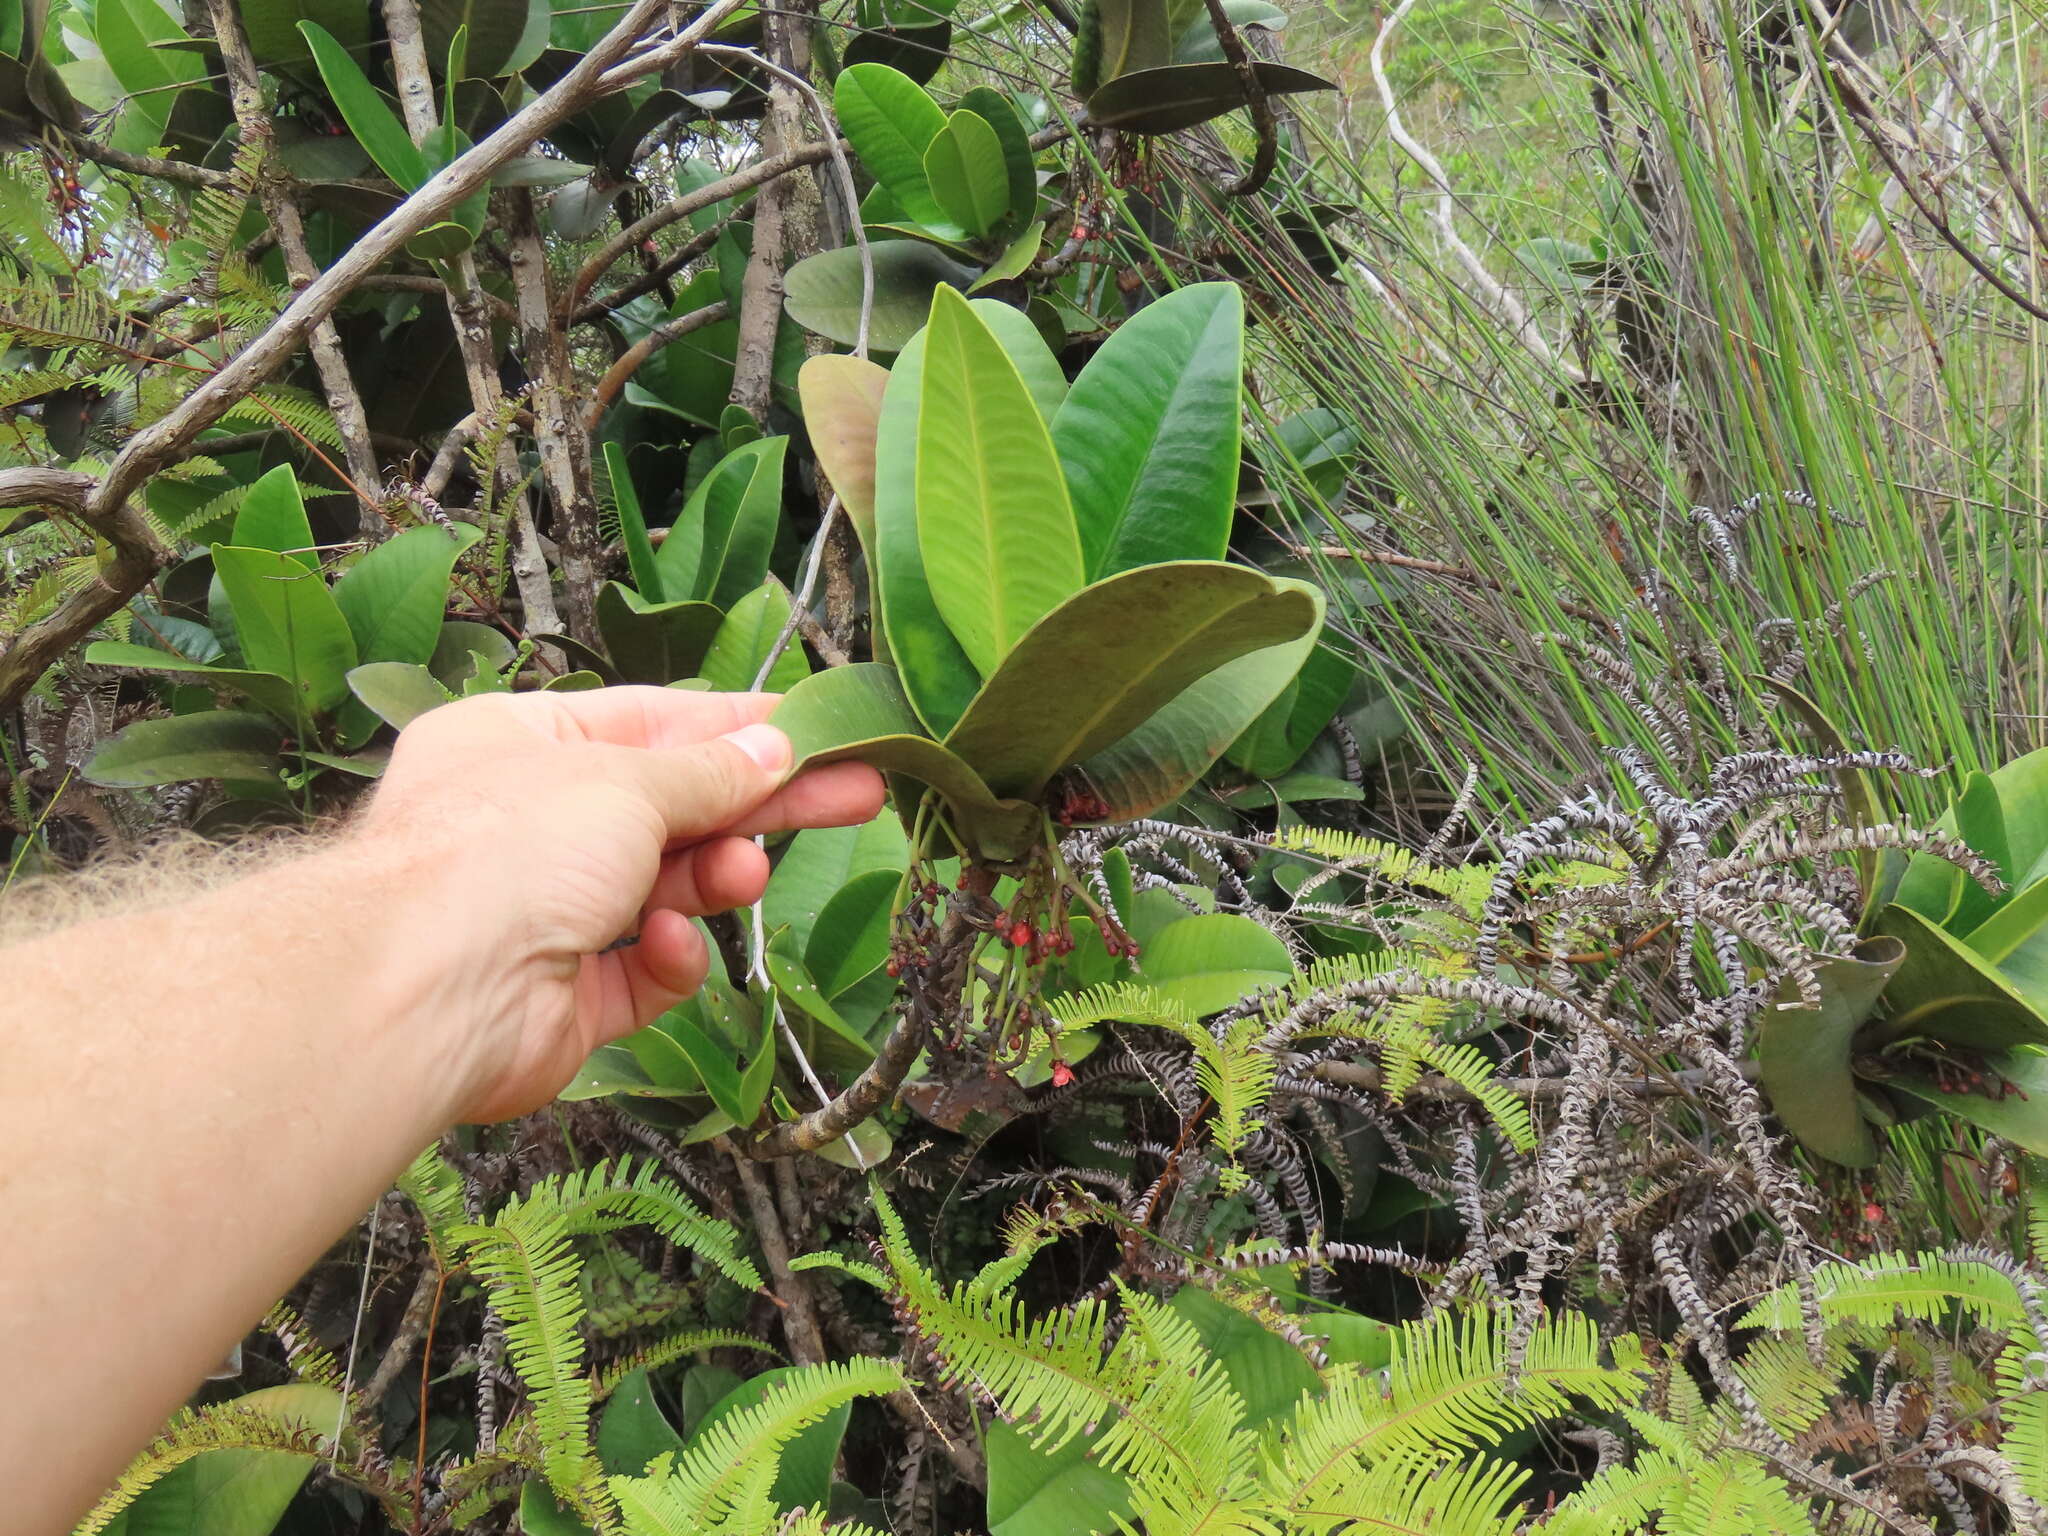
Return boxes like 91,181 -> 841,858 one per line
1735,1252 -> 2028,1334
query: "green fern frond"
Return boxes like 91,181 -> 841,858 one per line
546,1157 -> 762,1290
397,1143 -> 469,1268
592,1330 -> 775,1401
787,1249 -> 889,1290
1049,979 -> 1200,1032
608,1358 -> 906,1533
455,1195 -> 608,1521
1733,1332 -> 1853,1436
1997,1345 -> 2048,1504
262,1301 -> 346,1389
1270,1449 -> 1527,1536
1735,1252 -> 2025,1333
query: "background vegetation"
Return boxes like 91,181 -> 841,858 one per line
8,0 -> 2048,1530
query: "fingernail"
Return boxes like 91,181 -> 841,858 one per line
725,722 -> 792,774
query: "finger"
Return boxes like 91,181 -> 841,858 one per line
582,909 -> 711,1043
600,722 -> 796,841
644,836 -> 770,918
534,686 -> 781,751
716,761 -> 888,838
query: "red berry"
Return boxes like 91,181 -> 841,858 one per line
1009,921 -> 1032,948
1051,1061 -> 1075,1088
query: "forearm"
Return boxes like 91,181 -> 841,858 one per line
0,828 -> 480,1534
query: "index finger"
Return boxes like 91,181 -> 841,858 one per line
533,686 -> 782,751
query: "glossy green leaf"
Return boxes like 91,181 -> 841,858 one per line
955,86 -> 1037,229
1756,937 -> 1905,1167
1170,0 -> 1284,62
83,641 -> 307,724
764,809 -> 908,955
922,108 -> 1010,237
1085,59 -> 1335,134
423,0 -> 536,78
1070,596 -> 1324,822
1974,879 -> 2048,1015
687,437 -> 787,609
430,619 -> 516,686
1140,911 -> 1292,1015
83,709 -> 284,789
346,661 -> 457,730
834,62 -> 952,228
239,0 -> 369,66
811,1118 -> 893,1168
1055,283 -> 1242,577
805,866 -> 900,1000
1950,770 -> 2013,934
597,583 -> 724,686
1094,0 -> 1170,85
299,22 -> 428,191
671,1004 -> 773,1127
603,440 -> 663,602
765,949 -> 875,1074
517,1481 -> 594,1536
1886,1048 -> 2048,1157
1169,1284 -> 1317,1428
697,580 -> 810,693
986,1418 -> 1132,1536
210,544 -> 359,716
916,287 -> 1083,673
332,524 -> 479,666
1226,633 -> 1357,778
783,240 -> 977,351
624,1010 -> 708,1094
771,663 -> 1043,861
105,1385 -> 344,1536
688,1367 -> 852,1514
969,220 -> 1046,293
943,563 -> 1321,798
597,1368 -> 686,1476
1872,904 -> 2048,1050
797,354 -> 890,557
94,0 -> 200,142
1992,745 -> 2048,885
232,464 -> 319,572
492,152 -> 593,187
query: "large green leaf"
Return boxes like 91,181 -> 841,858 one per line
299,21 -> 428,191
82,642 -> 307,725
942,563 -> 1321,799
1140,911 -> 1292,1015
597,1368 -> 686,1477
797,354 -> 890,557
834,62 -> 953,229
697,579 -> 810,693
1069,596 -> 1324,822
1226,633 -> 1356,779
783,240 -> 977,351
986,1418 -> 1133,1536
603,440 -> 664,601
1886,1048 -> 2048,1157
1085,60 -> 1334,134
1094,0 -> 1170,85
102,1385 -> 344,1536
422,0 -> 536,78
954,86 -> 1037,231
671,1001 -> 774,1127
210,544 -> 359,717
597,583 -> 724,686
804,865 -> 900,1000
922,108 -> 1010,238
1972,878 -> 2048,1015
94,0 -> 200,143
763,809 -> 908,955
915,287 -> 1083,674
346,661 -> 457,730
238,0 -> 369,66
765,947 -> 876,1074
1871,905 -> 2048,1050
675,436 -> 787,609
1169,1284 -> 1317,1428
771,663 -> 1043,861
331,524 -> 479,666
1756,937 -> 1905,1167
1054,283 -> 1242,577
82,710 -> 285,789
231,464 -> 319,572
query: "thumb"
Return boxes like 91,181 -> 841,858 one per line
604,721 -> 794,841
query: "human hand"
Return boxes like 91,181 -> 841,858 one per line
355,686 -> 884,1121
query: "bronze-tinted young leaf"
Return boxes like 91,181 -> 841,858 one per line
915,287 -> 1083,674
771,663 -> 1042,861
1066,608 -> 1323,823
1756,937 -> 1904,1167
797,354 -> 890,557
942,563 -> 1322,799
1085,60 -> 1334,134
